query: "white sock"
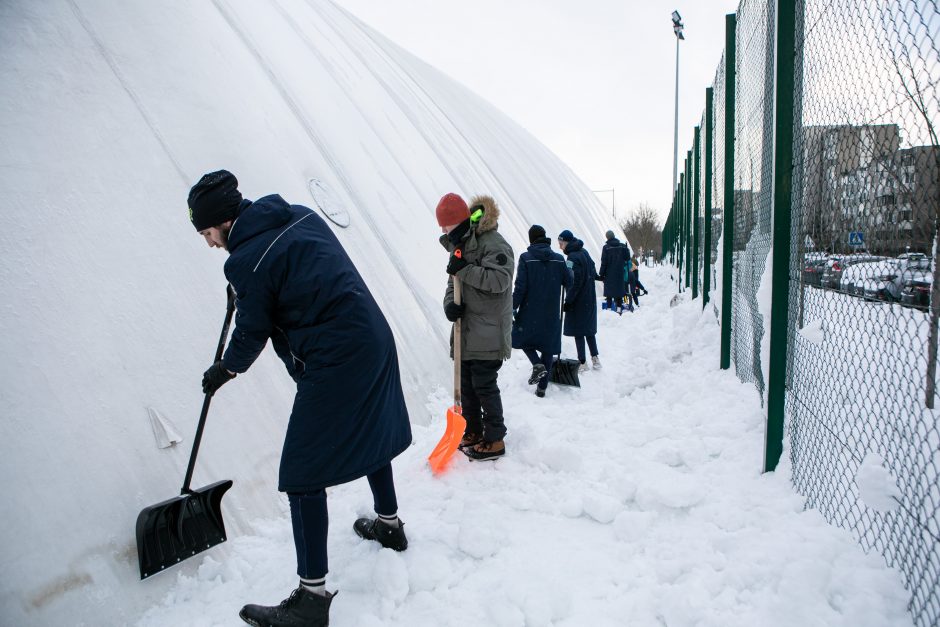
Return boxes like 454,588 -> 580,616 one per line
300,577 -> 326,596
378,513 -> 400,528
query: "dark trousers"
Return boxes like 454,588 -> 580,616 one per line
523,348 -> 554,390
574,335 -> 599,363
288,462 -> 398,580
461,359 -> 506,442
605,296 -> 623,311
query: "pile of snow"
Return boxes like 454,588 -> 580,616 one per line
0,0 -> 616,623
138,267 -> 913,626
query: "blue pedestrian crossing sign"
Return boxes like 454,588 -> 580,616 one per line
848,231 -> 864,247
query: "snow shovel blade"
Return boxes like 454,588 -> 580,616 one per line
550,358 -> 581,387
428,405 -> 466,475
135,479 -> 233,580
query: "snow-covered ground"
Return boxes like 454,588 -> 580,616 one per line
138,266 -> 912,627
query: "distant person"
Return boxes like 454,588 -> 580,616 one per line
558,230 -> 601,372
512,224 -> 573,398
189,170 -> 412,627
437,193 -> 514,460
630,253 -> 648,307
598,230 -> 630,314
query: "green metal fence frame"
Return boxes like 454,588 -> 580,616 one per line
693,125 -> 701,300
764,0 -> 796,473
704,88 -> 714,308
719,13 -> 736,371
688,153 -> 691,292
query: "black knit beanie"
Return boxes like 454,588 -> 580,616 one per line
188,170 -> 243,231
528,224 -> 546,244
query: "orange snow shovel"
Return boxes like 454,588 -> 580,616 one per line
428,262 -> 466,475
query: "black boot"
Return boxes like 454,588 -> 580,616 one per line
239,586 -> 335,627
353,517 -> 408,551
527,363 -> 546,385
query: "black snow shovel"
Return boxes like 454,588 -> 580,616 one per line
136,287 -> 236,580
550,288 -> 581,388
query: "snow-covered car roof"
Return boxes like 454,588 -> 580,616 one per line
840,259 -> 899,282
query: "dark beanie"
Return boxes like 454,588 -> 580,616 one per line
188,170 -> 243,231
558,229 -> 575,243
606,230 -> 616,240
528,224 -> 546,244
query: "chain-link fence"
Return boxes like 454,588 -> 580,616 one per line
664,1 -> 939,625
789,1 -> 939,624
732,0 -> 775,396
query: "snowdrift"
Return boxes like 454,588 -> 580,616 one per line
0,0 -> 613,623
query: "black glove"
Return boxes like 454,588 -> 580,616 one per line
596,275 -> 605,282
202,361 -> 236,396
444,301 -> 465,322
446,254 -> 469,276
563,301 -> 575,313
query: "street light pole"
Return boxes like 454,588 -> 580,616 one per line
672,11 -> 684,196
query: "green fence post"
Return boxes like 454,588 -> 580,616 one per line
720,13 -> 736,371
765,0 -> 796,473
693,126 -> 701,300
704,87 -> 714,308
674,195 -> 679,269
685,151 -> 692,289
665,206 -> 670,267
670,202 -> 675,266
678,174 -> 685,290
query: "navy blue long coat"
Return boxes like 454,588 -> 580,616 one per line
598,237 -> 630,299
221,195 -> 412,493
562,240 -> 598,337
511,240 -> 572,354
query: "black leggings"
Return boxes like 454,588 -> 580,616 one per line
574,335 -> 598,362
288,462 -> 398,579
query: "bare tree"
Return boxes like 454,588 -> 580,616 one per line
620,203 -> 663,258
881,3 -> 940,408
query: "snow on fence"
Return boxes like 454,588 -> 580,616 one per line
662,0 -> 939,625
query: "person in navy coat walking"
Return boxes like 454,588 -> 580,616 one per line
558,230 -> 602,372
512,225 -> 573,397
190,170 -> 412,627
598,230 -> 630,314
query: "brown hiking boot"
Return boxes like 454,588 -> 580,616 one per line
465,439 -> 505,461
458,432 -> 483,450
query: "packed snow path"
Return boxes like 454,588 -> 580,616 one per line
139,267 -> 911,627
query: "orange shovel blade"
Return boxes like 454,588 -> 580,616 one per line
428,406 -> 466,475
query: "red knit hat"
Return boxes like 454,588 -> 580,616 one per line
435,193 -> 470,226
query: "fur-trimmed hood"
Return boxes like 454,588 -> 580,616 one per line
467,195 -> 500,234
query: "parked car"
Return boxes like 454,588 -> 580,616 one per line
802,259 -> 828,287
897,252 -> 930,271
853,255 -> 934,303
840,259 -> 897,296
886,255 -> 933,302
820,256 -> 845,289
821,254 -> 886,291
861,275 -> 897,301
901,273 -> 932,310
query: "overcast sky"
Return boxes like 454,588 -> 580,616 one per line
334,0 -> 741,224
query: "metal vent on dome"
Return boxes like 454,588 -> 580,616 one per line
307,178 -> 350,228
